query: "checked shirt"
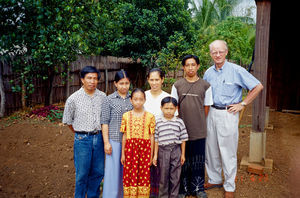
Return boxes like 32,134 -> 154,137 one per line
101,91 -> 133,142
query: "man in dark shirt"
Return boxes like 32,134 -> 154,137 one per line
171,55 -> 213,198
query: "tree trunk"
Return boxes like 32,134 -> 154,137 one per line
21,79 -> 26,108
44,70 -> 55,106
0,62 -> 5,117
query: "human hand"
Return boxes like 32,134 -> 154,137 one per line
104,142 -> 112,155
227,103 -> 245,114
121,154 -> 125,165
149,157 -> 153,166
153,155 -> 158,166
180,155 -> 185,165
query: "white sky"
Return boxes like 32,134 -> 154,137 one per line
191,0 -> 257,21
232,0 -> 256,21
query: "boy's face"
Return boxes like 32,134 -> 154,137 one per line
161,102 -> 177,120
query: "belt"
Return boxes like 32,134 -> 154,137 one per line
211,105 -> 231,110
75,130 -> 100,135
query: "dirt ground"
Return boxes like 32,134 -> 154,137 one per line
0,106 -> 299,198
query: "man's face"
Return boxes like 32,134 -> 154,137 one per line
81,73 -> 99,91
183,58 -> 200,78
210,42 -> 228,67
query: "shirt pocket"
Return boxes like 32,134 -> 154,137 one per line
221,82 -> 236,97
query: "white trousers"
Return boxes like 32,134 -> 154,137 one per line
205,107 -> 239,192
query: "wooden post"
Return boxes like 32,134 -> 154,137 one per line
240,0 -> 273,168
248,0 -> 271,164
252,0 -> 271,132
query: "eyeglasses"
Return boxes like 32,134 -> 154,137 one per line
211,50 -> 226,56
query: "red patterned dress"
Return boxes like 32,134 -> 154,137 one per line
120,111 -> 155,198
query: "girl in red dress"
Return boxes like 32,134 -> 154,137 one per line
120,88 -> 155,198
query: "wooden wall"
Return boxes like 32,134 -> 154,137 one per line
266,1 -> 300,111
0,56 -> 144,116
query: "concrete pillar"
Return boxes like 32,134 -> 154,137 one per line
249,130 -> 266,163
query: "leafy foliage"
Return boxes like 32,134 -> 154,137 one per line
1,0 -> 256,108
1,0 -> 111,105
105,0 -> 193,66
31,105 -> 63,122
156,0 -> 256,76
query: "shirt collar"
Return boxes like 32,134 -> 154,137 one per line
80,87 -> 100,97
113,91 -> 130,99
213,60 -> 228,72
161,116 -> 177,122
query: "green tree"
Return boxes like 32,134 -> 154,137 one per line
193,17 -> 255,71
190,0 -> 238,31
0,0 -> 110,106
107,0 -> 193,66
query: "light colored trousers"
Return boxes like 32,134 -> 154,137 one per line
205,107 -> 239,192
102,140 -> 123,198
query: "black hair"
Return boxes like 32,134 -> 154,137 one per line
181,55 -> 200,66
130,88 -> 146,99
115,69 -> 130,82
161,96 -> 178,107
147,68 -> 165,79
80,66 -> 101,80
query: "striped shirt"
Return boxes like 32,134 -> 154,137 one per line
155,116 -> 188,146
62,87 -> 106,131
100,91 -> 133,142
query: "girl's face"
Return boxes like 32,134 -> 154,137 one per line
161,102 -> 177,120
130,91 -> 146,110
114,78 -> 130,95
147,71 -> 164,92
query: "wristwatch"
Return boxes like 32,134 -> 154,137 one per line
241,101 -> 247,106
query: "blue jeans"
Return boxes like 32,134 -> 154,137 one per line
74,132 -> 104,198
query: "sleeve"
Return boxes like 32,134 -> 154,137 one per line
154,121 -> 159,142
120,113 -> 127,133
204,86 -> 213,106
179,119 -> 188,141
100,97 -> 110,125
203,71 -> 208,81
171,85 -> 179,102
62,98 -> 74,125
149,114 -> 156,134
238,67 -> 261,91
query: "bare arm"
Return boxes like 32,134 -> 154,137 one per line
149,134 -> 154,166
180,141 -> 186,165
243,83 -> 264,105
102,124 -> 112,155
204,106 -> 210,117
228,83 -> 263,114
153,142 -> 159,166
121,134 -> 126,165
67,125 -> 75,133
